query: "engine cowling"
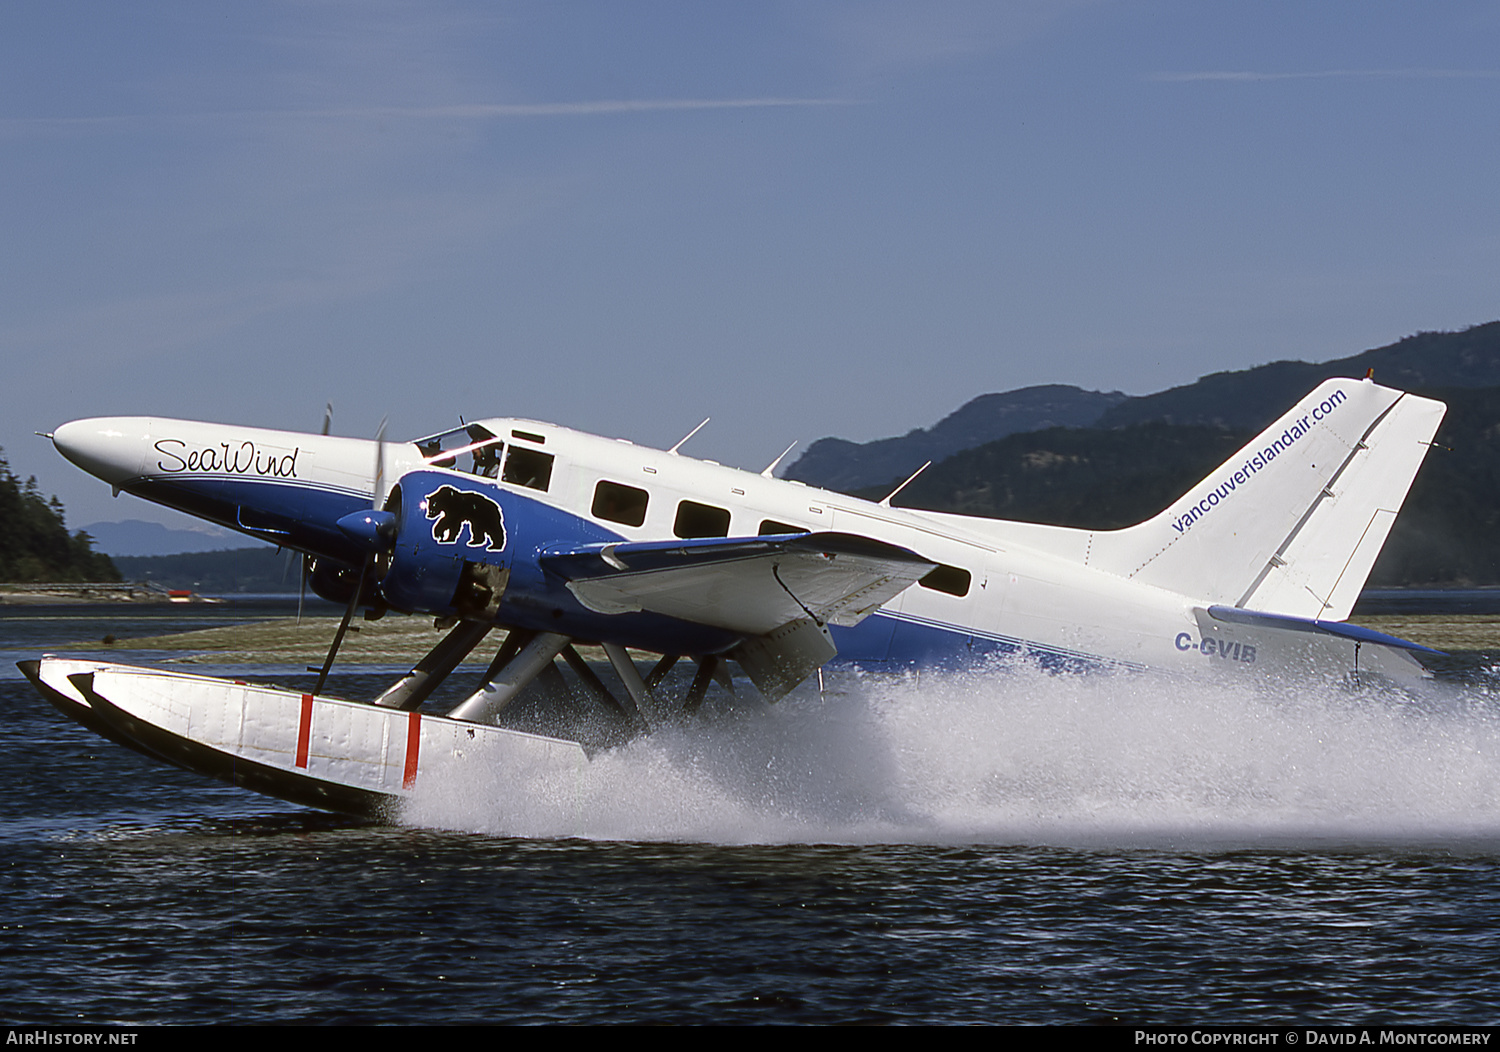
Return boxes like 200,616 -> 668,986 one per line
369,469 -> 616,622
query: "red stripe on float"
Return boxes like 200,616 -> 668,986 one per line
403,711 -> 421,789
296,693 -> 313,768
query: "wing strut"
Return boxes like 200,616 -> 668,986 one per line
682,656 -> 725,715
312,555 -> 371,696
447,632 -> 573,723
601,644 -> 651,726
372,620 -> 494,711
645,653 -> 680,690
355,626 -> 675,738
559,645 -> 636,720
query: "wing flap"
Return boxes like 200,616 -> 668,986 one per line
541,532 -> 936,636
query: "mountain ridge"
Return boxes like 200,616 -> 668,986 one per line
784,384 -> 1127,492
787,322 -> 1500,493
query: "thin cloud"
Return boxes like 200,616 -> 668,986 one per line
1,97 -> 852,133
1151,69 -> 1500,83
352,98 -> 853,117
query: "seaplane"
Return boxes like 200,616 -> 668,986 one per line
22,376 -> 1446,819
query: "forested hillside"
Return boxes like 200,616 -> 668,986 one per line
799,322 -> 1500,493
112,548 -> 302,594
865,423 -> 1254,529
1098,322 -> 1500,431
0,450 -> 119,582
875,385 -> 1500,586
786,385 -> 1127,492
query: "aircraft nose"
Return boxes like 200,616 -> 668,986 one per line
52,418 -> 152,487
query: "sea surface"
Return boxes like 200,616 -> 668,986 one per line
4,600 -> 1500,1025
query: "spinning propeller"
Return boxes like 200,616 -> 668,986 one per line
313,417 -> 393,694
308,419 -> 511,693
293,402 -> 335,624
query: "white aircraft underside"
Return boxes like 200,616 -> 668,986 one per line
24,376 -> 1447,816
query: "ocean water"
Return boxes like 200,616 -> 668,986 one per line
4,603 -> 1500,1025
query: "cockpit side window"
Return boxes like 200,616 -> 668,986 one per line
470,427 -> 502,477
415,425 -> 503,477
503,446 -> 554,492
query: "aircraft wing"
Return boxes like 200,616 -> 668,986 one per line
539,532 -> 936,636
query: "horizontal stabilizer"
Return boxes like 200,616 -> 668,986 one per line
542,531 -> 936,636
1206,605 -> 1443,655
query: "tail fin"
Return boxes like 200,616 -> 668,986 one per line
1088,377 -> 1445,619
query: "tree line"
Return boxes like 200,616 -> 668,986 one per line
869,385 -> 1500,587
0,450 -> 119,583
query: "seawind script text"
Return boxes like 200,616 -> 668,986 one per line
154,438 -> 299,479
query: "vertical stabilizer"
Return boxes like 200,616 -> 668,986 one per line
1088,378 -> 1444,620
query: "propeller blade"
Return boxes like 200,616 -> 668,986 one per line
372,416 -> 388,510
313,555 -> 370,695
313,415 -> 393,692
277,547 -> 301,624
321,402 -> 333,436
297,554 -> 309,625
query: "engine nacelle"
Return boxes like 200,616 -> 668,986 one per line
376,469 -> 616,621
307,557 -> 367,606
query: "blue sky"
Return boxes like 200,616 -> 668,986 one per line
4,1 -> 1498,533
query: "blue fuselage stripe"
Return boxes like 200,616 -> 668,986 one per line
128,476 -> 371,565
130,473 -> 1119,672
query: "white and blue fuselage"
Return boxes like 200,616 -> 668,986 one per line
50,377 -> 1448,686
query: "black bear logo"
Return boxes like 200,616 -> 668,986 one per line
425,484 -> 507,551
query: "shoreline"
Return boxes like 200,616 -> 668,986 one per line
0,584 -> 169,605
45,611 -> 1500,665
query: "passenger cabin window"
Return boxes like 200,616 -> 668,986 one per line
758,519 -> 807,536
503,446 -> 554,492
415,424 -> 502,477
674,500 -> 731,539
593,480 -> 649,527
919,564 -> 971,597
